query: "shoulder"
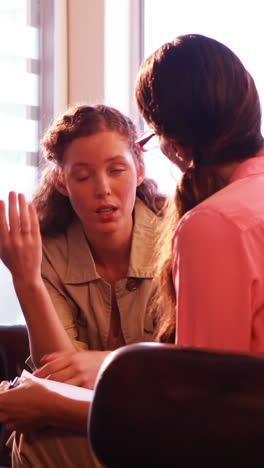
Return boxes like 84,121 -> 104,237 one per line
174,204 -> 241,254
176,174 -> 264,244
42,219 -> 97,283
41,217 -> 87,271
133,197 -> 163,246
134,197 -> 163,231
172,206 -> 247,286
128,199 -> 162,276
41,227 -> 70,282
42,230 -> 68,259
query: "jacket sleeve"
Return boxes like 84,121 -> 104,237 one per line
172,208 -> 253,352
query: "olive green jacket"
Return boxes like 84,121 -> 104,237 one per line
41,198 -> 161,351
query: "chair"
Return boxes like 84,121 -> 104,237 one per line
88,342 -> 264,468
0,325 -> 29,467
0,325 -> 29,381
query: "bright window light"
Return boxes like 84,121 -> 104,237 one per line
143,0 -> 264,196
0,0 -> 40,324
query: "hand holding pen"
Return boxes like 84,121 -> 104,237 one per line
8,376 -> 20,389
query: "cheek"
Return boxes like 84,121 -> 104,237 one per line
120,177 -> 138,205
65,184 -> 91,212
159,141 -> 175,162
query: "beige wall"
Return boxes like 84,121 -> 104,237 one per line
67,0 -> 105,106
53,0 -> 143,129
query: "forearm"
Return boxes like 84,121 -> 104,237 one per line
0,193 -> 74,365
14,278 -> 75,367
50,393 -> 90,433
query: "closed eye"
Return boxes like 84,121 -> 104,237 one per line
76,175 -> 90,181
110,165 -> 127,174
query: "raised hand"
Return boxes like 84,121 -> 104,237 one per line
34,350 -> 110,389
0,192 -> 42,284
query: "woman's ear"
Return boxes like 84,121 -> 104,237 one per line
170,142 -> 192,172
171,142 -> 192,162
137,160 -> 145,186
54,169 -> 68,196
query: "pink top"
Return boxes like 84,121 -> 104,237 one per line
172,156 -> 264,354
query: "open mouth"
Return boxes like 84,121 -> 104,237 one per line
96,207 -> 117,214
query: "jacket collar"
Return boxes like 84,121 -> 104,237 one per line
127,198 -> 161,278
64,198 -> 161,284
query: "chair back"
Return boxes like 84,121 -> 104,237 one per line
88,343 -> 264,468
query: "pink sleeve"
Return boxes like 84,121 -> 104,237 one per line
172,208 -> 252,352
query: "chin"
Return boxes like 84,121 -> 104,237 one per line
96,223 -> 120,234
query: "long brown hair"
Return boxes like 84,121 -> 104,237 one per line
34,104 -> 166,236
135,34 -> 264,342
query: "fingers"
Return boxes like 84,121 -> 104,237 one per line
18,193 -> 31,234
8,191 -> 20,235
34,352 -> 88,385
34,356 -> 69,379
40,352 -> 62,364
0,380 -> 10,392
37,351 -> 74,373
64,375 -> 92,388
35,363 -> 76,383
47,367 -> 78,383
29,202 -> 40,238
0,200 -> 9,245
6,192 -> 35,237
34,351 -> 99,387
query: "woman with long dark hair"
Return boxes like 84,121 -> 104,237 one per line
136,33 -> 264,351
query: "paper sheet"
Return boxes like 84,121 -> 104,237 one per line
21,369 -> 94,402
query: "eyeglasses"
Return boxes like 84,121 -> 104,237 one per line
135,131 -> 159,152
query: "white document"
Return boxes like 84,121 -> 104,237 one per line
21,369 -> 94,402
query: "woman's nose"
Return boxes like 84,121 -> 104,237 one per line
94,175 -> 111,197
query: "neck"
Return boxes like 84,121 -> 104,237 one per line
84,222 -> 133,281
215,146 -> 264,183
215,161 -> 241,184
91,235 -> 132,267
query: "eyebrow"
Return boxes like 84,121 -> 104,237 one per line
71,156 -> 127,169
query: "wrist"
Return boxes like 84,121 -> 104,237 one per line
13,276 -> 44,294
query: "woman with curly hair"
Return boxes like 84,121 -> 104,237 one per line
0,104 -> 165,467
